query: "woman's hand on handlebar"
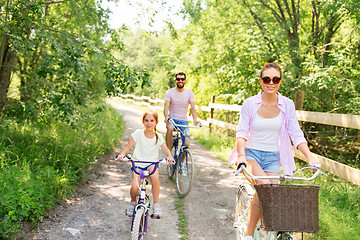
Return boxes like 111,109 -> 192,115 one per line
307,155 -> 320,172
235,155 -> 246,167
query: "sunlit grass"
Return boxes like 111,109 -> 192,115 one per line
191,126 -> 234,163
175,196 -> 189,240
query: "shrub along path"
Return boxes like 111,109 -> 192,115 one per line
24,100 -> 242,239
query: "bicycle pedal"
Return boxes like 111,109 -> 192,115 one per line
150,214 -> 160,219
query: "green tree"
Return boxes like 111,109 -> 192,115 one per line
0,0 -> 148,119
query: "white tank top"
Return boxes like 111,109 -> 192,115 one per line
245,112 -> 282,152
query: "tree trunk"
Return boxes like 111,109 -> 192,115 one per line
0,35 -> 17,116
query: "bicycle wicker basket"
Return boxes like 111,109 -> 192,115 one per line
254,184 -> 319,233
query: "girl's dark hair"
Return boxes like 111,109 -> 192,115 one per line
260,63 -> 282,78
175,72 -> 186,79
142,109 -> 159,144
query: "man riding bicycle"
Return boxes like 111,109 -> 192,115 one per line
163,72 -> 198,150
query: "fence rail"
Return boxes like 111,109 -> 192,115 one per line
113,94 -> 360,186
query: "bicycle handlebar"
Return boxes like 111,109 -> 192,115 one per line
168,117 -> 202,129
234,162 -> 326,182
116,155 -> 167,176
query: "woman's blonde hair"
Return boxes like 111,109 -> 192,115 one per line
142,109 -> 159,144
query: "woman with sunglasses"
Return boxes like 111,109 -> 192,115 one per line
231,63 -> 318,240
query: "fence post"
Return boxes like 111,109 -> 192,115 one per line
209,95 -> 215,133
295,90 -> 304,110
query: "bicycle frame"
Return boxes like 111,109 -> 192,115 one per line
170,125 -> 186,174
121,157 -> 165,239
129,158 -> 163,215
168,118 -> 199,174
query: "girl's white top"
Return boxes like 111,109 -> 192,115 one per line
245,113 -> 282,152
131,129 -> 165,168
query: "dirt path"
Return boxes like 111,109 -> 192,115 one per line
24,101 -> 246,240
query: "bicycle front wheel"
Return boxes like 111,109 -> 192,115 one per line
175,148 -> 194,197
234,184 -> 254,240
131,207 -> 146,240
167,146 -> 176,179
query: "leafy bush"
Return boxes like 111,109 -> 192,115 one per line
0,102 -> 123,238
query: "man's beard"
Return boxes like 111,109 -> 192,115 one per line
176,83 -> 185,88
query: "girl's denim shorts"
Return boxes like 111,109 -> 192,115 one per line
245,148 -> 281,173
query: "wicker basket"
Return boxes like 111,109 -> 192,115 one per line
254,184 -> 319,233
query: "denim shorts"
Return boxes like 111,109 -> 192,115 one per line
131,163 -> 155,171
245,148 -> 281,173
173,119 -> 190,138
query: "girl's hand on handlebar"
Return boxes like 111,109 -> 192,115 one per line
116,153 -> 125,161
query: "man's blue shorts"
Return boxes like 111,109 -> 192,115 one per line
245,148 -> 281,173
173,119 -> 190,139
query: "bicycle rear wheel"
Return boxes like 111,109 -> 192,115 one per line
167,146 -> 176,179
234,184 -> 254,240
175,148 -> 194,197
131,207 -> 146,240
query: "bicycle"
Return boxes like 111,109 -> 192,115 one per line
166,117 -> 200,197
234,163 -> 326,240
119,156 -> 168,240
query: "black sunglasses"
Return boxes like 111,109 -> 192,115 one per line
176,78 -> 186,81
261,76 -> 281,84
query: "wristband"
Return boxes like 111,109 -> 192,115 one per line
238,154 -> 245,157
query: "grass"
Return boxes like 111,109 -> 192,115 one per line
0,102 -> 124,238
175,196 -> 189,240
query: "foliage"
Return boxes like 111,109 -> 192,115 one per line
0,103 -> 123,238
115,29 -> 177,98
115,0 -> 360,114
114,0 -> 360,169
104,60 -> 150,96
1,0 -> 149,120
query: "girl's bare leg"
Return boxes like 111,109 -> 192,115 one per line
149,167 -> 160,204
130,172 -> 140,202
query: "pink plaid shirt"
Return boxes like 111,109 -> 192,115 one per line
232,92 -> 306,175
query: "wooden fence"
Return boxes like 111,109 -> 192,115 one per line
113,94 -> 360,186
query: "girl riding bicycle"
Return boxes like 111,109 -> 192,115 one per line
117,109 -> 174,218
229,63 -> 319,240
